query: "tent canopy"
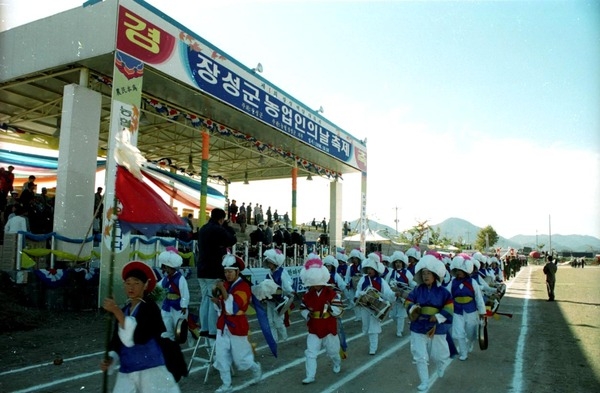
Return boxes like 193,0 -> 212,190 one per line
343,229 -> 391,244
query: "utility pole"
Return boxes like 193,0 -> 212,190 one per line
393,206 -> 400,234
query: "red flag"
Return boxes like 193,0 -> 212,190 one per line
115,165 -> 188,236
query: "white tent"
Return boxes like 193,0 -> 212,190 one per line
343,229 -> 391,243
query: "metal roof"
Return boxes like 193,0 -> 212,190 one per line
0,0 -> 364,186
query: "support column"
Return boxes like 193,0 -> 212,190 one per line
291,166 -> 298,228
54,84 -> 101,260
329,177 -> 343,252
198,129 -> 210,226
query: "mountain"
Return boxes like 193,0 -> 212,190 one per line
348,217 -> 600,253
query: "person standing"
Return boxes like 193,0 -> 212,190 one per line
246,203 -> 252,225
543,255 -> 558,301
299,256 -> 344,384
212,254 -> 262,392
263,249 -> 294,342
228,199 -> 238,223
354,253 -> 395,355
196,208 -> 237,338
405,255 -> 454,391
159,247 -> 189,342
100,261 -> 181,392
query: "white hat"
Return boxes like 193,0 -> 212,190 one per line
450,255 -> 474,275
406,247 -> 421,261
323,255 -> 339,269
472,252 -> 485,263
390,251 -> 408,266
414,255 -> 447,285
158,247 -> 183,268
381,255 -> 391,265
300,257 -> 330,287
222,253 -> 245,270
348,249 -> 363,261
336,252 -> 348,263
362,255 -> 385,275
264,249 -> 285,266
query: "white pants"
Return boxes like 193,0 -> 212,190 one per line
214,326 -> 257,385
112,365 -> 180,393
161,308 -> 186,341
389,301 -> 407,334
305,333 -> 340,379
410,331 -> 450,368
266,300 -> 287,342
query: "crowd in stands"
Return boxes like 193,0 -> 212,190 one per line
1,168 -> 55,238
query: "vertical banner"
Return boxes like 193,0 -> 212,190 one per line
292,166 -> 298,228
360,171 -> 367,254
99,50 -> 144,305
199,130 -> 210,226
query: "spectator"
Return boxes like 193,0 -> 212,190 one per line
246,203 -> 252,225
4,204 -> 29,234
196,208 -> 237,337
228,199 -> 238,223
321,218 -> 327,233
22,175 -> 36,192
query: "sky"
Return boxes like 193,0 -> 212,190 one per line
1,0 -> 599,239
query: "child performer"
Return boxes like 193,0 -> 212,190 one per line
449,255 -> 486,361
323,255 -> 347,292
100,261 -> 181,392
354,253 -> 396,355
300,256 -> 345,384
405,255 -> 454,391
345,249 -> 363,321
386,251 -> 414,337
159,247 -> 189,342
212,254 -> 262,393
264,248 -> 295,342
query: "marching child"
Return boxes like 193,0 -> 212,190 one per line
449,255 -> 486,361
354,253 -> 396,355
405,255 -> 454,391
264,248 -> 294,342
385,251 -> 414,337
100,261 -> 181,392
345,249 -> 363,321
212,254 -> 262,393
159,247 -> 189,342
300,256 -> 345,384
323,255 -> 347,292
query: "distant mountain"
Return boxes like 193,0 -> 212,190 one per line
348,217 -> 600,253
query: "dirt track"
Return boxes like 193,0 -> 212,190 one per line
1,264 -> 599,393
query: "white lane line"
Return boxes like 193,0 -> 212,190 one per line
509,266 -> 532,393
0,351 -> 104,376
226,319 -> 395,392
321,336 -> 410,393
12,370 -> 101,393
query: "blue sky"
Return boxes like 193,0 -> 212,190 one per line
2,0 -> 599,240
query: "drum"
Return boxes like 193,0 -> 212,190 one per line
175,317 -> 188,344
357,287 -> 392,321
391,283 -> 412,303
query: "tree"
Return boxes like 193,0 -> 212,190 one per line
398,220 -> 430,246
474,225 -> 499,251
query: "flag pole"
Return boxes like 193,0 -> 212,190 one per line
102,193 -> 119,393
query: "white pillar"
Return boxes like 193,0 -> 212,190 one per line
329,178 -> 343,251
54,84 -> 101,260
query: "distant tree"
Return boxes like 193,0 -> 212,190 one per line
401,220 -> 430,246
429,227 -> 442,245
475,225 -> 499,251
